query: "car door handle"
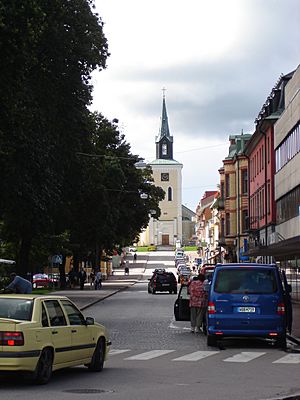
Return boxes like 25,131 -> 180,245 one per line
71,329 -> 77,333
52,330 -> 58,335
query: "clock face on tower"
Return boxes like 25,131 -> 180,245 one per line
161,173 -> 169,181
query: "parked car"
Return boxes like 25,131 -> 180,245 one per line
175,250 -> 184,261
174,284 -> 190,321
32,274 -> 52,289
148,270 -> 177,294
174,285 -> 207,332
206,263 -> 292,348
0,294 -> 111,383
177,265 -> 191,284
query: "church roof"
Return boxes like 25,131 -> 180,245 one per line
155,95 -> 173,143
149,158 -> 183,166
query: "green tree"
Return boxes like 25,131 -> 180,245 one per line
0,0 -> 109,275
69,113 -> 164,269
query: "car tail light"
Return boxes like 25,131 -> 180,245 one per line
0,332 -> 24,346
269,332 -> 278,336
277,303 -> 285,315
208,302 -> 216,314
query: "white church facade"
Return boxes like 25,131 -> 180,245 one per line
139,94 -> 185,247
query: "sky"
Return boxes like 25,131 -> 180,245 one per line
91,0 -> 300,212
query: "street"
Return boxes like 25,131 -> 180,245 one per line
1,252 -> 300,400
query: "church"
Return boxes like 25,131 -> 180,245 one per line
139,93 -> 195,247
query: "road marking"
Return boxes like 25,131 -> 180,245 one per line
173,351 -> 219,361
223,352 -> 266,362
125,350 -> 175,360
273,354 -> 300,364
109,349 -> 131,356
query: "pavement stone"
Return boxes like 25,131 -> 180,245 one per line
50,256 -> 300,346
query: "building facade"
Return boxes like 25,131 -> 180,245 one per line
218,134 -> 251,262
139,94 -> 183,247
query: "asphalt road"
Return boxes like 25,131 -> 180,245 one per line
1,251 -> 300,400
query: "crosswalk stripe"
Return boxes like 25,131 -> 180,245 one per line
125,350 -> 175,360
109,349 -> 131,356
173,351 -> 219,361
223,352 -> 266,362
273,354 -> 300,364
110,349 -> 299,364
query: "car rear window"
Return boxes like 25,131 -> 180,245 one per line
0,299 -> 33,320
156,273 -> 175,283
214,268 -> 278,294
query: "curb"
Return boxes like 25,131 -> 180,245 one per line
287,334 -> 300,346
80,281 -> 138,311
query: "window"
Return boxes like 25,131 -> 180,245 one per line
45,300 -> 67,326
225,174 -> 230,198
267,181 -> 271,214
225,213 -> 230,235
276,123 -> 300,172
242,209 -> 248,232
41,303 -> 49,327
276,184 -> 300,224
168,187 -> 172,201
220,182 -> 224,200
62,301 -> 86,325
214,269 -> 277,294
241,169 -> 248,194
162,143 -> 167,156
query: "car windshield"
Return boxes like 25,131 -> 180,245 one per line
0,298 -> 33,320
214,268 -> 278,294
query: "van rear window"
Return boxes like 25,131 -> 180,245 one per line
214,269 -> 278,294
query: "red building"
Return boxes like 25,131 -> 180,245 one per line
245,72 -> 293,259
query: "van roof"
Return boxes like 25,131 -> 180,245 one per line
215,263 -> 277,269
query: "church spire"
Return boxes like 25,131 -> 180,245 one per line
155,89 -> 173,160
158,88 -> 171,140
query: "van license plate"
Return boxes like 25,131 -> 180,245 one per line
238,307 -> 255,313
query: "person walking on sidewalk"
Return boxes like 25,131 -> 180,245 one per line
188,273 -> 208,333
95,271 -> 103,290
78,267 -> 87,290
124,260 -> 130,275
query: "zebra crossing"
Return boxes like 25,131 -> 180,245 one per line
109,348 -> 300,364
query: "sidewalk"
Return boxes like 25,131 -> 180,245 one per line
289,301 -> 300,345
53,266 -> 146,311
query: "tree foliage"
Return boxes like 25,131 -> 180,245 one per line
0,1 -> 164,276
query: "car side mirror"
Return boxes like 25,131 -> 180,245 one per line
85,317 -> 95,325
287,284 -> 292,293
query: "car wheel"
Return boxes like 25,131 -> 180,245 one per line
88,338 -> 105,372
152,289 -> 156,294
207,334 -> 218,347
33,348 -> 53,384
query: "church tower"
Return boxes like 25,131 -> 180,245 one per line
146,92 -> 183,247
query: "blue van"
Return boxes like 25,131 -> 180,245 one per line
207,263 -> 292,348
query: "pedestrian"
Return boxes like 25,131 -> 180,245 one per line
4,272 -> 32,294
95,270 -> 103,290
90,271 -> 95,287
124,260 -> 129,275
133,253 -> 137,262
78,267 -> 87,290
188,272 -> 208,333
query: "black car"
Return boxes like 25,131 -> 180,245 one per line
148,270 -> 177,294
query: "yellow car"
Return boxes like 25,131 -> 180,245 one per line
0,294 -> 111,384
